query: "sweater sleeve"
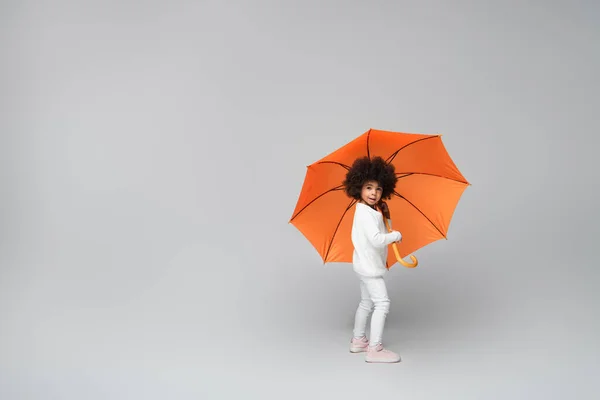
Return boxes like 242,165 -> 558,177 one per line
388,219 -> 402,241
357,208 -> 400,248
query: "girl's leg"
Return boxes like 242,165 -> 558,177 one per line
363,276 -> 390,347
361,276 -> 400,363
353,278 -> 374,338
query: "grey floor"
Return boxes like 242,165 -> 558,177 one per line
2,1 -> 599,399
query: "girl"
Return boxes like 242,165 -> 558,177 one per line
342,156 -> 402,363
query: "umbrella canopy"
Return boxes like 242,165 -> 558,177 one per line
289,128 -> 469,268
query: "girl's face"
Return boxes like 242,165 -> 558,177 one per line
360,180 -> 383,207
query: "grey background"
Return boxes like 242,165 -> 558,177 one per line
2,0 -> 599,399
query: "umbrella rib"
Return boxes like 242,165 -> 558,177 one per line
385,136 -> 438,164
324,198 -> 357,262
290,185 -> 345,221
392,190 -> 446,239
315,161 -> 350,170
396,172 -> 469,185
367,129 -> 371,159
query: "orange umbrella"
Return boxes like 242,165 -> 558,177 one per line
289,129 -> 470,269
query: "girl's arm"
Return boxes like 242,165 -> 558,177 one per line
358,209 -> 401,248
387,219 -> 402,242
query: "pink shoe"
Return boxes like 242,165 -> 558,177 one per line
365,343 -> 401,363
349,336 -> 369,353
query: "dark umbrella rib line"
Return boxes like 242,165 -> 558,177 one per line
289,185 -> 345,222
323,198 -> 357,263
367,129 -> 372,159
392,191 -> 447,239
395,172 -> 470,185
385,136 -> 439,164
315,161 -> 351,170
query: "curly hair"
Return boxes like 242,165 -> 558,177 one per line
342,156 -> 398,200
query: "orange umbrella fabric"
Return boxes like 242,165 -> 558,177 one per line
289,129 -> 469,268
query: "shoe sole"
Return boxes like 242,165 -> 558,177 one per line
365,358 -> 401,363
349,347 -> 368,353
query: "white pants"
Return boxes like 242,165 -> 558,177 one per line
353,275 -> 390,346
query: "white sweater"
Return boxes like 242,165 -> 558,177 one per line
351,202 -> 402,277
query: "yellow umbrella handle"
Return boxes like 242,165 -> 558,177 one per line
383,216 -> 418,268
